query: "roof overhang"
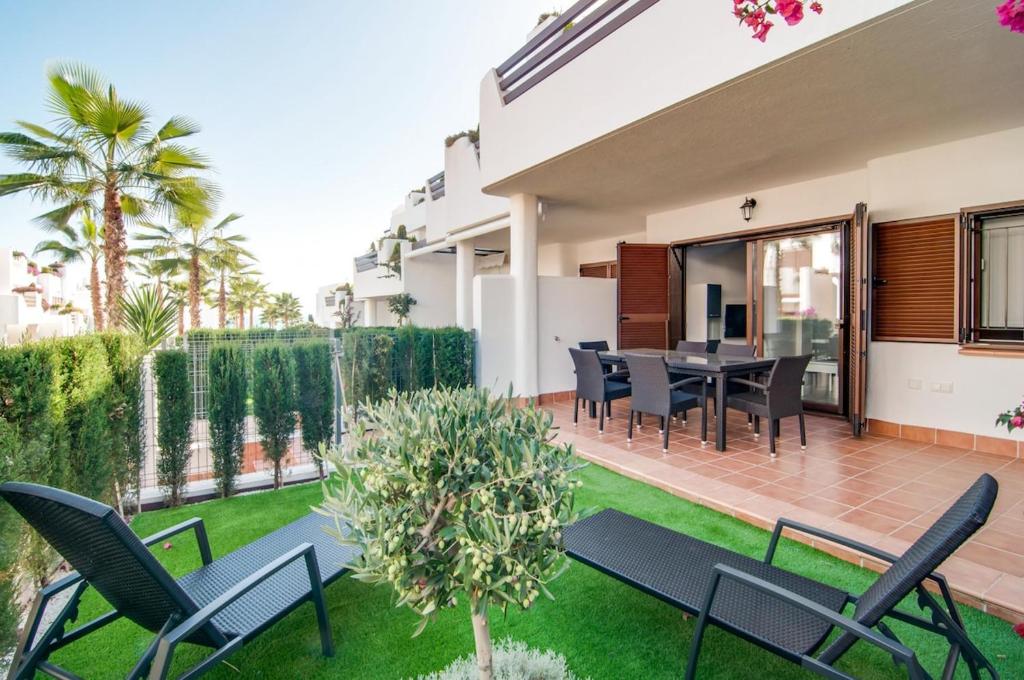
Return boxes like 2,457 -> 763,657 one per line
483,0 -> 1024,216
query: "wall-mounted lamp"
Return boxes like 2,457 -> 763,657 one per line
740,197 -> 757,222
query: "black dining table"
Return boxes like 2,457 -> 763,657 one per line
599,348 -> 775,452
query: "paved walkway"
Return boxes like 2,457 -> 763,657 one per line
546,399 -> 1024,623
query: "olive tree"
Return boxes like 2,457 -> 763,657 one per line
322,387 -> 583,680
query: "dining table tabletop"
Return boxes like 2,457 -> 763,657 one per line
598,348 -> 776,451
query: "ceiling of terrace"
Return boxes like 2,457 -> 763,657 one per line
485,0 -> 1024,216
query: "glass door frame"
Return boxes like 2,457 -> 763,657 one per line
749,222 -> 851,415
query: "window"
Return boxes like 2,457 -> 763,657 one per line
872,217 -> 957,342
579,261 -> 617,278
962,202 -> 1024,345
324,295 -> 335,307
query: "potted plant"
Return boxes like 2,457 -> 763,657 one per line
323,387 -> 584,680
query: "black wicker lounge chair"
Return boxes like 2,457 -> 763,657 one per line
0,482 -> 360,680
564,474 -> 999,680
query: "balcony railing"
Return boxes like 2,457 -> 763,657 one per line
428,171 -> 445,200
495,0 -> 661,104
354,252 -> 378,273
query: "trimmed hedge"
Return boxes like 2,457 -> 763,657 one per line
207,344 -> 248,497
339,326 -> 474,409
0,333 -> 145,654
154,350 -> 193,506
292,340 -> 333,477
252,344 -> 297,489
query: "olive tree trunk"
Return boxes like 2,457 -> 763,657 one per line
89,257 -> 104,331
470,597 -> 493,680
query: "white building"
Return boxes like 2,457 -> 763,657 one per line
0,247 -> 91,345
349,0 -> 1024,450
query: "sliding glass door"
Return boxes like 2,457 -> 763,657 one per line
756,230 -> 844,412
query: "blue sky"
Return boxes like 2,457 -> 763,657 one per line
0,1 -> 554,314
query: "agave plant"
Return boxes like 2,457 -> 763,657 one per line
119,285 -> 177,352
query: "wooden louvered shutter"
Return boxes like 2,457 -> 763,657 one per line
579,261 -> 616,278
617,243 -> 669,349
872,217 -> 957,342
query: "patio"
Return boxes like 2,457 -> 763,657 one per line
545,398 -> 1024,625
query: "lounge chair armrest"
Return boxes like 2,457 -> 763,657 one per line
669,377 -> 703,390
161,542 -> 323,648
694,565 -> 925,680
726,377 -> 766,391
40,570 -> 85,597
765,517 -> 900,565
143,517 -> 214,565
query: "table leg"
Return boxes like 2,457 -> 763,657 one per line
715,372 -> 727,452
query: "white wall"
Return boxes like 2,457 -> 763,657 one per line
537,231 -> 647,277
474,275 -> 516,393
480,1 -> 912,186
444,138 -> 509,233
538,276 -> 617,394
404,253 -> 457,328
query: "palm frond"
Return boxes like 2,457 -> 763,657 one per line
119,285 -> 177,352
154,116 -> 201,141
33,240 -> 81,263
0,172 -> 51,196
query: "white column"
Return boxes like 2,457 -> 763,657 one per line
455,238 -> 475,329
510,193 -> 539,397
363,299 -> 377,327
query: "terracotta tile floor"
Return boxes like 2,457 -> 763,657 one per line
546,399 -> 1024,623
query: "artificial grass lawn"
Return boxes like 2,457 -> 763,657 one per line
48,465 -> 1022,679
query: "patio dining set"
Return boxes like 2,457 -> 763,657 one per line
569,340 -> 812,455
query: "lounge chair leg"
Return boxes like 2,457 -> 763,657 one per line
573,398 -> 579,426
627,410 -> 634,442
599,402 -> 605,434
768,418 -> 777,456
799,413 -> 807,450
304,552 -> 335,657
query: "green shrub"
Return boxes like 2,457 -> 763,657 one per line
292,340 -> 333,478
97,333 -> 145,512
323,387 -> 582,678
0,416 -> 21,655
58,335 -> 114,502
207,344 -> 248,497
252,344 -> 297,489
154,350 -> 193,506
416,639 -> 582,680
338,327 -> 473,413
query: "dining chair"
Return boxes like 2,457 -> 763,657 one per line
715,343 -> 756,357
578,340 -> 629,418
569,348 -> 631,434
675,341 -> 708,354
726,354 -> 812,456
625,353 -> 708,451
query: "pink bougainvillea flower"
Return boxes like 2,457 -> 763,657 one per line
1014,621 -> 1024,638
997,0 -> 1024,33
753,19 -> 774,41
776,0 -> 805,26
1012,415 -> 1024,429
810,1 -> 824,14
745,8 -> 766,27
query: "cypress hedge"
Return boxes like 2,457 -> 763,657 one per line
252,344 -> 297,489
207,344 -> 248,497
0,333 -> 145,653
339,326 -> 473,410
154,350 -> 193,506
292,340 -> 333,477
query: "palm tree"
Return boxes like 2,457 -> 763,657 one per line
33,210 -> 105,330
274,293 -> 302,328
165,278 -> 189,336
119,285 -> 177,352
136,211 -> 245,330
209,243 -> 254,328
227,274 -> 264,329
0,62 -> 213,327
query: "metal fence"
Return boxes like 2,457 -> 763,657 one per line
140,328 -> 342,491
